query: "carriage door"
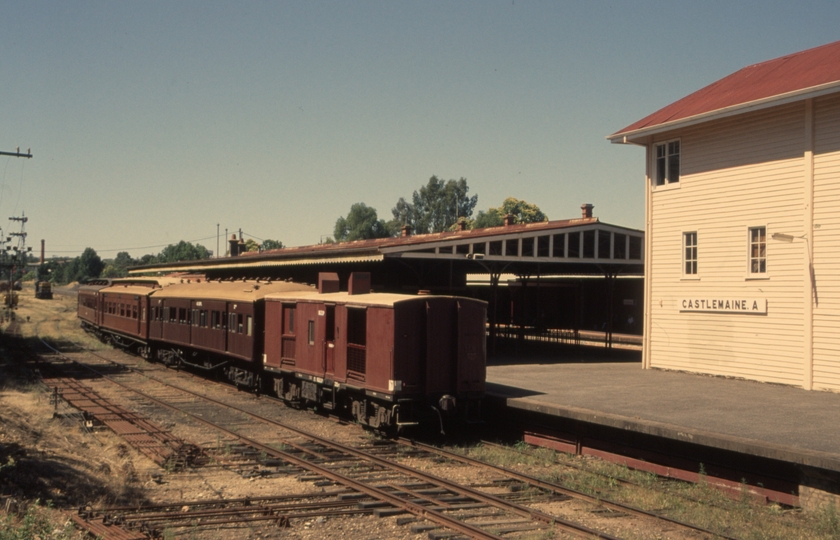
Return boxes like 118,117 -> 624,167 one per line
323,304 -> 336,376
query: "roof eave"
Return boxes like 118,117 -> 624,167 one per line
607,79 -> 840,145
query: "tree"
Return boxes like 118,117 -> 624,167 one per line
79,248 -> 105,280
333,203 -> 391,243
473,197 -> 547,229
244,239 -> 260,252
156,241 -> 211,263
113,251 -> 135,270
261,239 -> 283,251
390,176 -> 478,234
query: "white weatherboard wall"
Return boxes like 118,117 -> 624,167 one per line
646,101 -> 812,387
813,94 -> 840,391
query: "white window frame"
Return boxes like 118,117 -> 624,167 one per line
747,226 -> 768,278
653,138 -> 681,188
682,231 -> 698,278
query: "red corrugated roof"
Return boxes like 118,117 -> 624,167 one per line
611,40 -> 840,140
240,217 -> 600,259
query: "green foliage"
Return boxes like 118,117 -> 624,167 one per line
260,239 -> 283,251
79,247 -> 105,280
155,241 -> 211,263
244,238 -> 260,252
334,203 -> 391,242
52,247 -> 105,284
390,176 -> 478,234
473,197 -> 548,229
0,500 -> 76,540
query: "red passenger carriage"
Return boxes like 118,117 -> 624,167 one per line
78,273 -> 487,432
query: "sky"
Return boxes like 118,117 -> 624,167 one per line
2,1 -> 839,260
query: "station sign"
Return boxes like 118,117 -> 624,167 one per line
680,298 -> 767,314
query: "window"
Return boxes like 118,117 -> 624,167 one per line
683,232 -> 697,275
655,139 -> 680,186
614,233 -> 627,260
283,305 -> 295,334
582,230 -> 595,258
308,320 -> 315,345
552,234 -> 566,258
246,316 -> 253,336
749,227 -> 766,274
537,236 -> 550,257
569,232 -> 581,258
505,238 -> 519,257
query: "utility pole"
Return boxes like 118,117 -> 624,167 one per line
0,148 -> 33,313
2,213 -> 32,310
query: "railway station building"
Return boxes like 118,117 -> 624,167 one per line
608,40 -> 840,391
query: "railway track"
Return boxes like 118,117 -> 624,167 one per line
35,338 -> 732,539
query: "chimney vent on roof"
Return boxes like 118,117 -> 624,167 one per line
457,219 -> 468,231
503,214 -> 515,226
401,224 -> 412,237
318,272 -> 340,294
581,203 -> 594,219
229,234 -> 240,257
348,272 -> 371,295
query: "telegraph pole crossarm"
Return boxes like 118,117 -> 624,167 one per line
0,148 -> 33,159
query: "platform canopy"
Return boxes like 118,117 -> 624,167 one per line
129,216 -> 644,289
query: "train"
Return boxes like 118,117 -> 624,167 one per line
77,272 -> 487,433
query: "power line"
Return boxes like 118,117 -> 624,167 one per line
45,235 -> 219,255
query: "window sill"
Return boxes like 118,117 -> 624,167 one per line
652,182 -> 680,193
680,276 -> 700,281
745,274 -> 770,281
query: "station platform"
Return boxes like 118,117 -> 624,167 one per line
485,344 -> 840,508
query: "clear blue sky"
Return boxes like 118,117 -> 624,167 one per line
2,1 -> 838,259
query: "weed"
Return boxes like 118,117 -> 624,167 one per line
0,500 -> 76,540
811,504 -> 840,538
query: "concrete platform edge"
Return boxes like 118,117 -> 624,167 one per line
492,392 -> 840,473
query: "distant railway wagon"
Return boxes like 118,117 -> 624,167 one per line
77,272 -> 488,432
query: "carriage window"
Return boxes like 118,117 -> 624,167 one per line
142,308 -> 146,322
346,308 -> 367,374
325,305 -> 335,341
212,310 -> 221,328
246,316 -> 253,336
229,313 -> 238,332
347,308 -> 366,346
120,304 -> 125,317
133,305 -> 138,319
200,310 -> 207,328
284,305 -> 295,334
163,307 -> 170,322
308,320 -> 315,345
238,314 -> 244,334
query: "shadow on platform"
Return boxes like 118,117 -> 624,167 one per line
488,339 -> 641,367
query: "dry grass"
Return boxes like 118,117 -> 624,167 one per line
0,284 -> 149,539
462,441 -> 840,540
